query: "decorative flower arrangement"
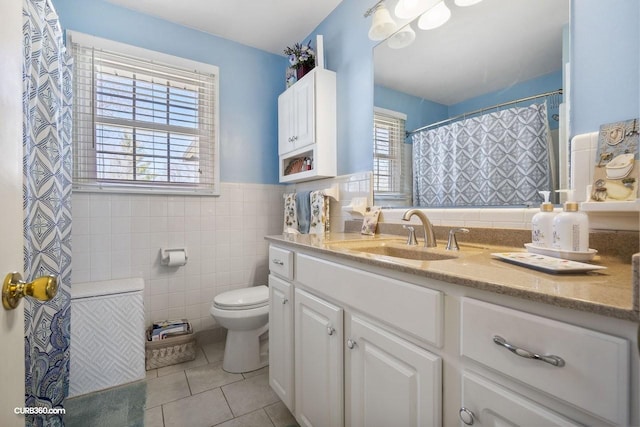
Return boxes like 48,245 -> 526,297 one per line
284,40 -> 315,70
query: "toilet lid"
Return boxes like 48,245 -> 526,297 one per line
213,285 -> 268,309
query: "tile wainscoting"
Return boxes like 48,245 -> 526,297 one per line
71,183 -> 285,331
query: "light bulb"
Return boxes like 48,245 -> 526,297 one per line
454,0 -> 483,6
418,1 -> 451,30
394,0 -> 430,20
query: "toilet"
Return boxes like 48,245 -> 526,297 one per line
210,285 -> 269,373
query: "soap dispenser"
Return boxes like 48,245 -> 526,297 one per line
552,190 -> 589,252
531,191 -> 555,247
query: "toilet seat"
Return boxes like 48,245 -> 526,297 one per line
213,285 -> 268,310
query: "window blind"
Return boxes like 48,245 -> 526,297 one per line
373,110 -> 410,199
71,41 -> 219,194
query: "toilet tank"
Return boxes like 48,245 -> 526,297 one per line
69,277 -> 145,397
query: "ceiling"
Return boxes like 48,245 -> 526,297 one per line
374,0 -> 570,105
104,0 -> 344,55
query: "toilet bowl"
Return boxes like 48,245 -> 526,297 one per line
210,285 -> 269,373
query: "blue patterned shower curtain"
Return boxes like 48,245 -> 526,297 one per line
412,102 -> 552,207
23,0 -> 72,425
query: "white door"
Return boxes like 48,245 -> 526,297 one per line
268,275 -> 294,412
346,315 -> 442,427
292,73 -> 315,149
0,0 -> 27,425
294,288 -> 343,427
460,371 -> 580,427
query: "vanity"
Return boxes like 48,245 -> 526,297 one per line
266,232 -> 639,427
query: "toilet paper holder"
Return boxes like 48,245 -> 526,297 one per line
160,248 -> 188,266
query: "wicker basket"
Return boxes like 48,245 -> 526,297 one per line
145,325 -> 196,370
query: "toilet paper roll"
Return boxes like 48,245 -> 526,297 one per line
167,251 -> 186,267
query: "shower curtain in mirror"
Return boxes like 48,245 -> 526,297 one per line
413,102 -> 552,207
23,0 -> 72,425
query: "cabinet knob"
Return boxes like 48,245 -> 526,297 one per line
327,325 -> 335,336
459,407 -> 475,425
282,298 -> 288,305
346,339 -> 356,349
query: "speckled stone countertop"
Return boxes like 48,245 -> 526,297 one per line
265,232 -> 640,321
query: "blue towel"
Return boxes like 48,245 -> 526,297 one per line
296,191 -> 311,234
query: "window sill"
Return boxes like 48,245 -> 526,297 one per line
72,183 -> 220,197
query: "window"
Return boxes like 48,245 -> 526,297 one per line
373,108 -> 411,204
69,32 -> 219,195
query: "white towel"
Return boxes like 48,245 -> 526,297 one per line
283,193 -> 299,233
309,191 -> 329,235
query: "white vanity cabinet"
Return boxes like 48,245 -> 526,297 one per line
277,68 -> 336,183
267,246 -> 295,412
294,288 -> 344,427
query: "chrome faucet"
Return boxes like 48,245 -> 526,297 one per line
401,209 -> 437,248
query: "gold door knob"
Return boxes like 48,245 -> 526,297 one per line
2,272 -> 58,310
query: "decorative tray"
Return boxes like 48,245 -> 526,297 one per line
524,243 -> 598,261
491,252 -> 607,274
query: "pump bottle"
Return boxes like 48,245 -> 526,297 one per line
552,191 -> 589,252
531,191 -> 555,248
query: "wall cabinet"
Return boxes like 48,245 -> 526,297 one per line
277,68 -> 336,183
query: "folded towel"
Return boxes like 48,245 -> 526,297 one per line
309,191 -> 328,235
296,191 -> 312,234
283,193 -> 298,233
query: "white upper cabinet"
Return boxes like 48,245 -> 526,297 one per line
278,68 -> 336,183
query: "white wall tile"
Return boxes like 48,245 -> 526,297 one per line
71,182 -> 283,331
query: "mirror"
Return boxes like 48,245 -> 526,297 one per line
373,0 -> 570,208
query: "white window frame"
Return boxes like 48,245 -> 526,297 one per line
68,31 -> 220,196
373,107 -> 411,203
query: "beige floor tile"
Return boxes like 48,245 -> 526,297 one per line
186,360 -> 244,395
222,373 -> 279,417
157,347 -> 208,377
163,388 -> 233,427
145,371 -> 190,409
201,340 -> 226,363
144,406 -> 164,427
264,401 -> 298,427
213,408 -> 274,427
146,369 -> 158,379
242,366 -> 269,379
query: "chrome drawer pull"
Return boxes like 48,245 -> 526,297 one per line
493,335 -> 565,367
272,258 -> 284,266
459,407 -> 475,425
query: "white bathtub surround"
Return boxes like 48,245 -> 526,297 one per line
71,183 -> 285,332
70,278 -> 145,397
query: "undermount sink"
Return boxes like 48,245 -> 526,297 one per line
325,239 -> 465,262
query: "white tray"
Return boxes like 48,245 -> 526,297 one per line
492,252 -> 607,274
524,243 -> 598,261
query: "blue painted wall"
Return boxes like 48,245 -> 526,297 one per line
374,85 -> 448,139
53,0 -> 287,184
571,0 -> 639,135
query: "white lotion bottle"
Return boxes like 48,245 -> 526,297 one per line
531,191 -> 556,247
552,191 -> 589,252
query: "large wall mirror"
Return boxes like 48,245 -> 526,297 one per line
373,0 -> 570,208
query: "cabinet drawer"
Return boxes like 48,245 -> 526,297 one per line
269,246 -> 293,280
460,298 -> 629,425
297,254 -> 443,347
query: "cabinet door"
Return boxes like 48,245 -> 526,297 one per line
460,371 -> 580,427
294,288 -> 343,427
346,315 -> 442,427
292,74 -> 315,149
278,90 -> 295,155
268,275 -> 294,412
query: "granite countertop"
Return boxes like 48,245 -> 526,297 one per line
265,232 -> 640,321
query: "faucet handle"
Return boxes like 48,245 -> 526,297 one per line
446,228 -> 469,251
403,225 -> 418,246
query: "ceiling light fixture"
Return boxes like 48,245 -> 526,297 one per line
394,0 -> 431,20
418,0 -> 451,30
387,24 -> 416,49
454,0 -> 483,6
367,2 -> 398,41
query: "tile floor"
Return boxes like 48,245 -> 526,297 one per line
144,341 -> 298,427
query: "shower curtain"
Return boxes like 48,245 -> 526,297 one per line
412,102 -> 552,207
23,0 -> 72,425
